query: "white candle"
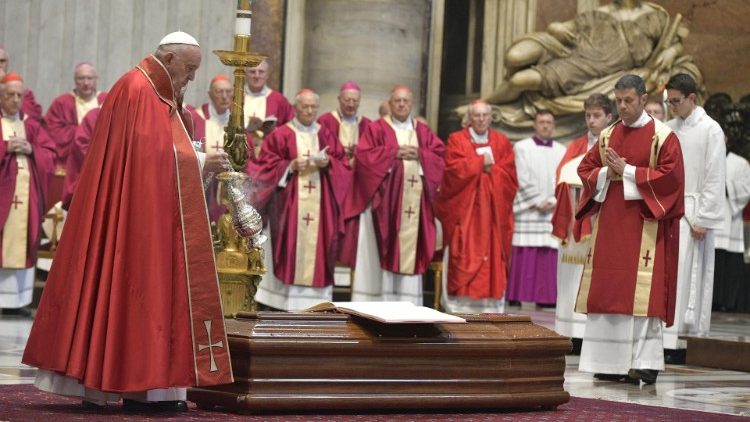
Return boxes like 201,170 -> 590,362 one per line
235,9 -> 252,36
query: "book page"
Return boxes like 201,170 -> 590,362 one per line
330,301 -> 466,324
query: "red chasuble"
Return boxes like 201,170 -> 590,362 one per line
551,134 -> 592,242
45,91 -> 107,165
23,55 -> 233,392
344,118 -> 445,275
575,119 -> 684,326
436,128 -> 517,299
264,90 -> 295,126
317,111 -> 372,267
0,112 -> 55,267
61,108 -> 99,210
247,123 -> 351,287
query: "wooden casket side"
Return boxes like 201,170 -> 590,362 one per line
188,312 -> 571,413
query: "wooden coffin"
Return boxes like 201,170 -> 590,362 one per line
188,311 -> 571,413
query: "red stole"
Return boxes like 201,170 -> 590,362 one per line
575,119 -> 684,325
436,128 -> 517,298
23,55 -> 233,391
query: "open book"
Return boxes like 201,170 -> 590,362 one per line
306,301 -> 466,324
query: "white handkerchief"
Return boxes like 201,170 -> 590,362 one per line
308,146 -> 329,164
475,146 -> 494,164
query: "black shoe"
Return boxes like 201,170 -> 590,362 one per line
664,349 -> 686,365
627,368 -> 659,385
123,399 -> 188,412
593,373 -> 627,381
569,338 -> 582,355
82,399 -> 106,410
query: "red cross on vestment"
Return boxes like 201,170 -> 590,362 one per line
11,195 -> 23,209
304,180 -> 316,194
302,213 -> 315,226
407,175 -> 419,189
642,250 -> 652,267
404,206 -> 416,220
212,140 -> 223,151
303,150 -> 312,159
586,248 -> 592,264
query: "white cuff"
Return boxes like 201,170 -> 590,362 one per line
197,151 -> 206,172
622,164 -> 642,200
593,167 -> 610,203
278,164 -> 293,188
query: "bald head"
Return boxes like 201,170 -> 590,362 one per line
467,100 -> 492,134
245,59 -> 269,93
209,77 -> 232,114
74,62 -> 98,100
154,43 -> 202,99
389,85 -> 413,122
0,80 -> 24,115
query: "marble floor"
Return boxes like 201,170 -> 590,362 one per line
1,308 -> 749,417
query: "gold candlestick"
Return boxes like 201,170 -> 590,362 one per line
212,0 -> 267,316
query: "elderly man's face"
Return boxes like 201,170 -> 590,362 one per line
295,93 -> 319,126
533,113 -> 555,139
338,89 -> 360,118
645,102 -> 665,122
164,45 -> 201,99
468,104 -> 492,134
74,64 -> 98,100
389,89 -> 413,122
209,79 -> 232,114
0,81 -> 24,115
245,61 -> 269,93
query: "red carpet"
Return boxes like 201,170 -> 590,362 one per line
0,384 -> 744,421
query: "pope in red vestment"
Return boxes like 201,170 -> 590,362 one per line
23,40 -> 233,399
575,113 -> 684,325
0,74 -> 56,270
436,110 -> 517,302
317,81 -> 372,268
248,90 -> 351,291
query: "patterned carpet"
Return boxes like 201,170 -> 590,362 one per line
0,384 -> 746,421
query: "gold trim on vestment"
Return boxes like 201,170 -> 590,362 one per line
73,91 -> 100,125
243,90 -> 269,124
1,117 -> 30,268
291,123 -> 321,286
575,217 -> 599,314
385,116 -> 422,275
633,220 -> 658,315
332,110 -> 359,149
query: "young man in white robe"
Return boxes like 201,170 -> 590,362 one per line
663,74 -> 726,363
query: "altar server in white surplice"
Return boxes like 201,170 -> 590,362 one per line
713,151 -> 750,311
663,74 -> 726,354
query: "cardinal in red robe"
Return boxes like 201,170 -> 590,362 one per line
60,107 -> 100,210
436,100 -> 517,313
0,73 -> 55,311
345,85 -> 444,304
23,33 -> 233,409
248,89 -> 351,310
317,81 -> 371,268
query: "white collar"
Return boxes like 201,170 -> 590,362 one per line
292,118 -> 318,133
623,110 -> 651,128
680,106 -> 705,128
338,110 -> 358,124
209,102 -> 229,123
246,85 -> 269,97
391,116 -> 414,131
1,112 -> 20,121
587,131 -> 597,148
469,127 -> 488,144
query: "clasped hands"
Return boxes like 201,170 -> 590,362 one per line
396,145 -> 419,161
291,155 -> 329,172
6,136 -> 32,155
605,147 -> 627,179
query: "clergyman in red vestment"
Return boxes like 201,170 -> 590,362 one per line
23,32 -> 233,412
317,81 -> 371,270
551,93 -> 612,348
574,75 -> 684,385
436,100 -> 517,313
0,73 -> 55,315
249,89 -> 351,311
344,85 -> 444,305
0,47 -> 43,122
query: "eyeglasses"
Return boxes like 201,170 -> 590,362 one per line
667,97 -> 686,106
